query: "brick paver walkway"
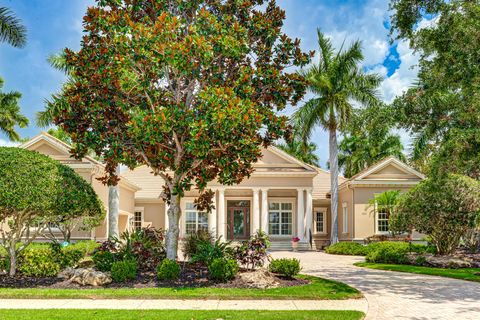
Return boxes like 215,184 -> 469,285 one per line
272,251 -> 480,320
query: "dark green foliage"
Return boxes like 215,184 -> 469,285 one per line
111,259 -> 137,283
182,230 -> 214,260
365,242 -> 410,264
156,259 -> 180,281
208,258 -> 239,282
54,245 -> 84,269
119,227 -> 166,271
18,247 -> 60,277
191,237 -> 234,266
325,242 -> 368,256
71,240 -> 100,256
269,258 -> 301,278
235,231 -> 270,270
92,251 -> 115,272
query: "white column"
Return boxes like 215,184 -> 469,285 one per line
297,188 -> 305,242
305,188 -> 313,241
217,188 -> 226,240
261,188 -> 269,234
164,201 -> 170,231
252,189 -> 260,233
208,189 -> 217,237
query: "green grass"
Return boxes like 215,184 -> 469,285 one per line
0,275 -> 361,300
0,309 -> 365,320
355,262 -> 480,282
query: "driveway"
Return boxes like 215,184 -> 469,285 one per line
271,251 -> 480,320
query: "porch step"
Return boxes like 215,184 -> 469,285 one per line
268,241 -> 316,251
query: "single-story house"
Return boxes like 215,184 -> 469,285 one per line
20,132 -> 425,249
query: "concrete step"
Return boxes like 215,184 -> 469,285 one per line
269,241 -> 316,251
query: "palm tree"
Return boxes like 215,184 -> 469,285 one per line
0,7 -> 27,48
367,190 -> 403,236
38,53 -> 121,239
0,78 -> 28,141
292,29 -> 381,244
277,138 -> 320,167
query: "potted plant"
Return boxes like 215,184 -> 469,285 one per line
291,236 -> 300,251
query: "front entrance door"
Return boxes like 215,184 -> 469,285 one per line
226,200 -> 250,240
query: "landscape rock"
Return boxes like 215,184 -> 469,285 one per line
58,267 -> 112,286
407,254 -> 473,268
237,269 -> 280,289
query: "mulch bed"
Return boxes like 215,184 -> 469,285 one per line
0,263 -> 308,289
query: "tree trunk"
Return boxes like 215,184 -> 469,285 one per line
108,166 -> 121,239
165,194 -> 181,260
8,244 -> 16,277
329,128 -> 339,245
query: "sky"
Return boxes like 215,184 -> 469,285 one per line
0,0 -> 420,167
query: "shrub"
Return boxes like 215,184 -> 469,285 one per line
365,242 -> 410,264
182,230 -> 214,260
191,237 -> 233,266
208,258 -> 239,282
18,247 -> 60,277
111,259 -> 137,282
269,258 -> 301,278
325,242 -> 368,256
119,227 -> 166,271
235,231 -> 270,270
57,246 -> 84,269
71,240 -> 100,256
157,259 -> 180,281
93,250 -> 116,272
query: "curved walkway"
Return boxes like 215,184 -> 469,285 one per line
272,251 -> 480,320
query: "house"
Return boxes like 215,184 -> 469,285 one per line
20,132 -> 425,248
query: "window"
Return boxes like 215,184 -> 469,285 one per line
377,207 -> 389,233
268,201 -> 293,235
314,208 -> 327,234
185,202 -> 208,234
342,203 -> 348,233
133,211 -> 143,231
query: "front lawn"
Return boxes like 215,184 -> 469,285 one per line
0,309 -> 365,320
0,275 -> 362,300
355,262 -> 480,282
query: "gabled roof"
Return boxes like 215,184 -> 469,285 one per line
20,132 -> 140,191
339,156 -> 425,189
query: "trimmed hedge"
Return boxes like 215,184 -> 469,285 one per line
111,259 -> 137,282
269,258 -> 301,278
157,259 -> 180,281
326,241 -> 436,259
325,242 -> 368,256
208,258 -> 239,282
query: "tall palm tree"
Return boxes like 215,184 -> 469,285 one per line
277,138 -> 321,167
0,78 -> 28,141
292,29 -> 381,244
38,53 -> 121,239
0,7 -> 27,48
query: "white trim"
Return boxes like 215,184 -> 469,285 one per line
355,157 -> 425,180
268,198 -> 295,237
267,146 -> 317,172
313,207 -> 327,234
342,203 -> 348,234
181,198 -> 209,236
373,194 -> 389,235
133,207 -> 144,230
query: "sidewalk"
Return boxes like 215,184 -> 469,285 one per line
0,298 -> 368,312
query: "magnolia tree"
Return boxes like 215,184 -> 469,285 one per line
0,147 -> 104,275
51,0 -> 311,259
397,174 -> 480,255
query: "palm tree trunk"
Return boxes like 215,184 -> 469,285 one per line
329,128 -> 339,244
108,166 -> 120,239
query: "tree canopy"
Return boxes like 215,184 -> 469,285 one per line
51,0 -> 311,259
0,77 -> 28,141
0,7 -> 27,48
389,0 -> 480,178
276,138 -> 320,167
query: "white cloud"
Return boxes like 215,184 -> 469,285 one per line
0,139 -> 20,147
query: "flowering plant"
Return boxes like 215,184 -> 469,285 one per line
291,237 -> 300,243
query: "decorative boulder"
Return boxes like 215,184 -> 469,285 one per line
237,269 -> 279,289
407,254 -> 473,268
59,268 -> 112,286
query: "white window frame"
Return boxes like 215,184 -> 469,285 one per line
373,194 -> 389,234
183,201 -> 209,235
268,199 -> 294,236
314,207 -> 327,234
342,203 -> 348,234
133,207 -> 144,231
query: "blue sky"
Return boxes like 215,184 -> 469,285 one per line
0,0 -> 419,167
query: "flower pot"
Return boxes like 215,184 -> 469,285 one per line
291,241 -> 299,251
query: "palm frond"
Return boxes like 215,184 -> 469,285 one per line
0,7 -> 27,48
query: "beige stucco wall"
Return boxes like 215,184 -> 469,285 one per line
136,202 -> 165,230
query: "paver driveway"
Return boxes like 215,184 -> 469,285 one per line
271,251 -> 480,320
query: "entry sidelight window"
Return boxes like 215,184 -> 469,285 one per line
268,201 -> 293,235
185,202 -> 208,234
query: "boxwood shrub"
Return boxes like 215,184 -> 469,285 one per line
157,259 -> 180,281
269,258 -> 301,278
111,259 -> 138,282
208,258 -> 239,281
